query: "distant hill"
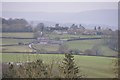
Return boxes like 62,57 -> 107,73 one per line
3,9 -> 118,30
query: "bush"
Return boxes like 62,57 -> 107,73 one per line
18,42 -> 24,45
84,49 -> 95,56
3,59 -> 49,78
69,49 -> 82,55
84,45 -> 103,56
3,54 -> 84,78
92,45 -> 103,56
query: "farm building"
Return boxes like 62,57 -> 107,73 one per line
36,36 -> 64,45
37,37 -> 49,44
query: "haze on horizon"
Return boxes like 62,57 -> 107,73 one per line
2,2 -> 118,29
2,2 -> 117,13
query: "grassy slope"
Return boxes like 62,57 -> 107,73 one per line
2,32 -> 34,38
2,53 -> 116,78
1,32 -> 117,78
2,38 -> 34,45
65,39 -> 118,56
66,40 -> 99,51
2,38 -> 117,56
2,32 -> 101,39
33,44 -> 59,52
2,45 -> 32,52
48,33 -> 101,39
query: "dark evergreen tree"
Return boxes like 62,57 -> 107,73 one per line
98,26 -> 101,30
35,23 -> 45,32
59,53 -> 82,78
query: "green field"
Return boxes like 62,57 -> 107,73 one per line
65,39 -> 118,56
2,32 -> 34,38
33,44 -> 59,52
2,32 -> 101,39
1,32 -> 118,78
66,40 -> 100,51
2,39 -> 116,57
2,53 -> 116,78
2,45 -> 32,52
48,33 -> 101,40
2,33 -> 118,57
2,38 -> 35,45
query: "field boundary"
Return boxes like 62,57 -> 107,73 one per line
2,52 -> 117,58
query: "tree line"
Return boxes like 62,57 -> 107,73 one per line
2,18 -> 33,32
103,30 -> 119,52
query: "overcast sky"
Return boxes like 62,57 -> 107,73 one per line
2,2 -> 118,13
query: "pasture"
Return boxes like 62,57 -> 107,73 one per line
65,40 -> 118,56
2,32 -> 101,39
2,38 -> 35,45
2,32 -> 118,57
2,32 -> 34,38
1,32 -> 118,78
2,53 -> 116,78
48,33 -> 102,40
2,45 -> 32,52
33,44 -> 59,52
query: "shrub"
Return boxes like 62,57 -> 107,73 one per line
3,59 -> 49,78
69,49 -> 82,55
84,49 -> 95,56
92,45 -> 103,56
3,54 -> 84,78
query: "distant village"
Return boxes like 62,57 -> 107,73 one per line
32,23 -> 113,46
34,23 -> 113,36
